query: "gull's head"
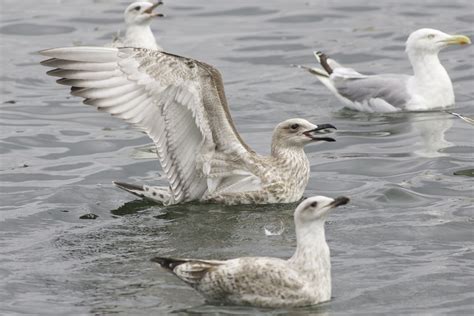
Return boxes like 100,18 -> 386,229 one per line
405,28 -> 471,55
295,196 -> 350,225
124,1 -> 164,25
272,118 -> 336,148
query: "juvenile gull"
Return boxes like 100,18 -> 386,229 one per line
306,28 -> 471,112
109,1 -> 164,50
39,47 -> 336,205
152,195 -> 350,308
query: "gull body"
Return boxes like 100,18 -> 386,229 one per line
110,1 -> 163,50
308,28 -> 471,112
40,47 -> 336,205
152,195 -> 350,308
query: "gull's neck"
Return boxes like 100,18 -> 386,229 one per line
290,220 -> 329,266
408,50 -> 447,80
270,144 -> 310,200
125,23 -> 159,50
271,143 -> 309,175
407,49 -> 454,109
289,220 -> 331,301
271,143 -> 306,160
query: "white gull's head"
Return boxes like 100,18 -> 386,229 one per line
124,1 -> 163,26
294,195 -> 350,226
405,28 -> 471,55
272,118 -> 336,148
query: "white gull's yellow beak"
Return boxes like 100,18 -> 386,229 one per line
441,34 -> 471,45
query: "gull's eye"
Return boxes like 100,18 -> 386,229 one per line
134,6 -> 141,11
290,123 -> 299,130
427,34 -> 435,39
310,201 -> 318,208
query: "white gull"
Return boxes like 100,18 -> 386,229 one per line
152,195 -> 350,308
39,47 -> 336,205
109,1 -> 164,50
306,28 -> 471,112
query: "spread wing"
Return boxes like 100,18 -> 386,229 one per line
40,46 -> 257,203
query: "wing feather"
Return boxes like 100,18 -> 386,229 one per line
330,69 -> 411,111
57,77 -> 130,88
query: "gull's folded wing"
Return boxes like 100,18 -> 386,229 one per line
332,72 -> 411,112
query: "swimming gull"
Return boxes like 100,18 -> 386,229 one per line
39,46 -> 336,205
152,195 -> 350,308
305,28 -> 471,112
109,1 -> 164,50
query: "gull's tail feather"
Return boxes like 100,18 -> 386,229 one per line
113,182 -> 172,204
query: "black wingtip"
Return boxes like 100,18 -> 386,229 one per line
40,58 -> 57,67
113,181 -> 144,192
151,257 -> 186,271
317,51 -> 333,75
46,68 -> 61,76
83,98 -> 95,106
56,78 -> 71,86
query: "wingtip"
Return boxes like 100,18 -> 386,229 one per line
56,78 -> 69,86
40,58 -> 56,67
37,46 -> 120,62
38,48 -> 51,57
46,68 -> 61,76
313,51 -> 322,62
38,47 -> 64,57
151,257 -> 186,271
113,181 -> 144,192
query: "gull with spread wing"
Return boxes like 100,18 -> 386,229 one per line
305,28 -> 471,112
40,47 -> 336,205
152,195 -> 350,307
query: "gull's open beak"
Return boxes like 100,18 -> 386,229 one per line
328,196 -> 350,208
303,123 -> 337,142
440,34 -> 471,46
144,1 -> 164,17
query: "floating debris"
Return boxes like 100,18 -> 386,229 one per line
453,169 -> 474,177
79,213 -> 99,220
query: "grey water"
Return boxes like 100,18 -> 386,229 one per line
1,0 -> 473,314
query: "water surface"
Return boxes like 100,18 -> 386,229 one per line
1,0 -> 473,315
